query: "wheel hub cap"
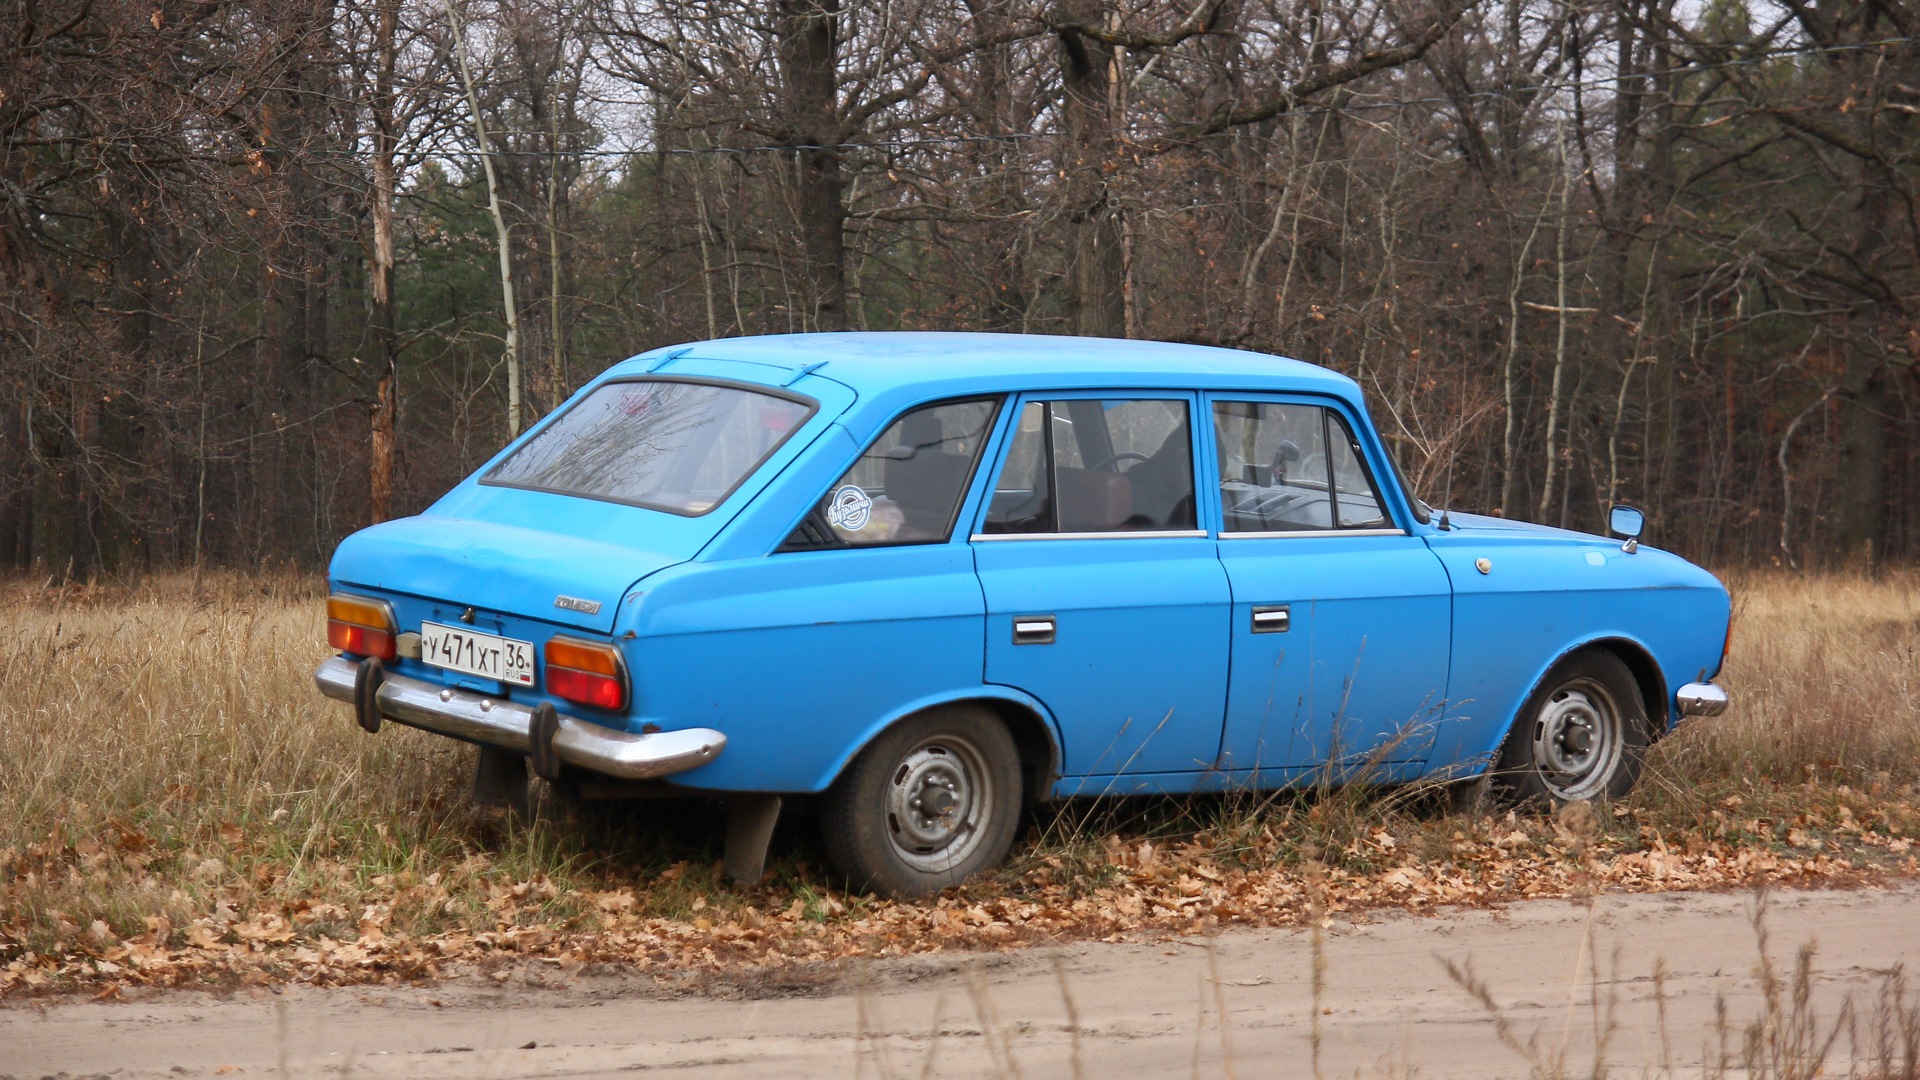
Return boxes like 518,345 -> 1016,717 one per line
886,739 -> 989,870
1560,723 -> 1593,755
1530,681 -> 1623,801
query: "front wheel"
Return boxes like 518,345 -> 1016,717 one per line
1495,651 -> 1651,805
821,706 -> 1024,897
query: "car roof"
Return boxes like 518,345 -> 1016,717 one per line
623,332 -> 1363,405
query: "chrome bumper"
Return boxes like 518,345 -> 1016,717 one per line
313,655 -> 724,780
1676,681 -> 1730,718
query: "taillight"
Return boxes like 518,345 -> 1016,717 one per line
544,636 -> 628,711
326,593 -> 397,662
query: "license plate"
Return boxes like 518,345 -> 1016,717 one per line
419,621 -> 535,686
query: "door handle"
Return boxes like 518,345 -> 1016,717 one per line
1251,605 -> 1290,634
1012,616 -> 1056,645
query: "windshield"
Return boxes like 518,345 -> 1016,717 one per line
483,378 -> 815,515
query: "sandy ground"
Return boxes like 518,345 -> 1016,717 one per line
6,883 -> 1918,1079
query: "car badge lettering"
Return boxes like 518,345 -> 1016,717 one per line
826,484 -> 873,531
554,595 -> 602,615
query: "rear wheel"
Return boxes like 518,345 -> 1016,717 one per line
821,706 -> 1023,897
1496,651 -> 1650,805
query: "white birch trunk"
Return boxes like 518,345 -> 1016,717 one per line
447,0 -> 521,437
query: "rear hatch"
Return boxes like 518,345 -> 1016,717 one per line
330,512 -> 685,634
329,355 -> 856,643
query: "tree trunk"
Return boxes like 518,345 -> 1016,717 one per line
367,0 -> 400,523
448,0 -> 523,437
1834,352 -> 1888,566
775,0 -> 847,331
0,399 -> 26,569
1537,123 -> 1573,524
1057,3 -> 1126,338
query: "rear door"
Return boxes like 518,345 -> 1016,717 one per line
971,392 -> 1231,787
1208,395 -> 1452,779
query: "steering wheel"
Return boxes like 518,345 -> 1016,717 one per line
1086,451 -> 1149,473
1293,452 -> 1327,482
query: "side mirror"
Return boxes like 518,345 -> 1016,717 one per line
1609,505 -> 1645,552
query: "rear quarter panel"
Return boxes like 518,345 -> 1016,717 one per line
619,545 -> 992,792
1423,533 -> 1730,774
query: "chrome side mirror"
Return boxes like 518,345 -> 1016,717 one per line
1609,505 -> 1645,553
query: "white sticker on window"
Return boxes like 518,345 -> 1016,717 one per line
827,484 -> 874,531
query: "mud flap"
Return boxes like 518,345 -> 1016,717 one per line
473,745 -> 530,816
724,794 -> 782,885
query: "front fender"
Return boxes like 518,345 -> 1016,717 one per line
1425,533 -> 1730,774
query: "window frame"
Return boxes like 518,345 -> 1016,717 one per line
970,389 -> 1210,541
480,375 -> 820,517
778,394 -> 1005,551
1206,393 -> 1408,539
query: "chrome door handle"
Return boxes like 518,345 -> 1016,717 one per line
1012,616 -> 1056,645
1251,605 -> 1290,634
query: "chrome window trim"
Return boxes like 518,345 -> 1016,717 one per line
1218,528 -> 1407,540
969,529 -> 1211,542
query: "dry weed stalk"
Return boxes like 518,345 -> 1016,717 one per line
1441,883 -> 1920,1079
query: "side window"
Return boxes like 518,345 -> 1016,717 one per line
982,402 -> 1052,534
1329,417 -> 1389,528
1212,401 -> 1392,533
783,398 -> 998,548
982,398 -> 1197,535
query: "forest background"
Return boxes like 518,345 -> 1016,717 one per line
4,0 -> 1917,578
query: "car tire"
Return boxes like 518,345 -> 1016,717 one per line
1495,650 -> 1651,806
821,706 -> 1024,898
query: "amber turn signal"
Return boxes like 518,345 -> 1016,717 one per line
544,636 -> 627,710
326,593 -> 397,662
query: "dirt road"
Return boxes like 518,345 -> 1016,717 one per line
7,883 -> 1917,1078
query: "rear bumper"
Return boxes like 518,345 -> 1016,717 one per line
314,655 -> 724,780
1676,680 -> 1730,718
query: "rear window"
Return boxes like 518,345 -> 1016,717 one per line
482,378 -> 815,515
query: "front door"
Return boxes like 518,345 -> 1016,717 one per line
1209,396 -> 1453,780
971,395 -> 1231,786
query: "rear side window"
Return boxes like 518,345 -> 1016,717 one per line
982,398 -> 1197,535
782,398 -> 999,548
484,378 -> 814,516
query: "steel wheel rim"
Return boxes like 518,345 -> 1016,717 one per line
1529,677 -> 1624,801
884,732 -> 993,873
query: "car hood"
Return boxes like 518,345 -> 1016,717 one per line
329,514 -> 685,633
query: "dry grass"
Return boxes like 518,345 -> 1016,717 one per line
1,569 -> 1917,995
0,572 -> 565,945
1630,568 -> 1920,849
1674,568 -> 1920,777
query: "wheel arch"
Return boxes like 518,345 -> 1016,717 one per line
812,687 -> 1063,802
1589,637 -> 1670,739
1501,635 -> 1669,750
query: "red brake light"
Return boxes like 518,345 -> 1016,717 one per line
544,637 -> 628,710
327,620 -> 396,661
326,593 -> 397,662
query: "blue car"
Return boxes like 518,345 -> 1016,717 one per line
316,333 -> 1732,896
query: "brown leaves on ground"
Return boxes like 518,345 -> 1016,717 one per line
5,800 -> 1914,999
4,573 -> 1917,999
